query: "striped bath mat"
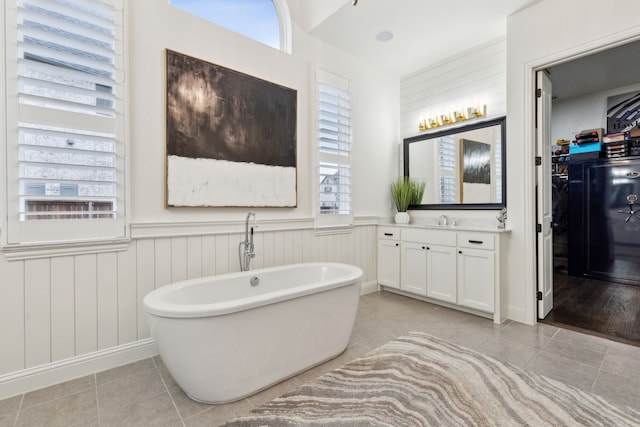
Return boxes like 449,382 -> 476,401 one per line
222,331 -> 640,426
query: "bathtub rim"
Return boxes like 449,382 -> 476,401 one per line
143,262 -> 363,319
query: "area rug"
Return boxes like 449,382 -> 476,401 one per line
222,331 -> 640,426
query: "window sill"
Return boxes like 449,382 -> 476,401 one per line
314,224 -> 354,236
2,238 -> 131,261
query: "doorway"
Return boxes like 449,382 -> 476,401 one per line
536,40 -> 640,346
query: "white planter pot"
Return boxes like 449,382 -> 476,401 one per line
394,212 -> 410,224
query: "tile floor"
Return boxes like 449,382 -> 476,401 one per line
1,290 -> 639,426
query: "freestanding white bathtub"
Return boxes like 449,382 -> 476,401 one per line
143,262 -> 363,404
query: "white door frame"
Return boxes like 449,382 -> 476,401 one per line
522,35 -> 640,324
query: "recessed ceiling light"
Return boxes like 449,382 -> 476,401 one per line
375,31 -> 394,42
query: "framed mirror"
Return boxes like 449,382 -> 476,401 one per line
404,116 -> 506,210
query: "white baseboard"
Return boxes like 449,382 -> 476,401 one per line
507,305 -> 530,325
360,280 -> 379,295
0,339 -> 158,400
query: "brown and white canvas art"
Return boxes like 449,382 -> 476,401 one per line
165,49 -> 297,207
460,138 -> 491,203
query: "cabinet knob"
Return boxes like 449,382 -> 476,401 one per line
384,233 -> 393,236
395,243 -> 399,247
421,246 -> 426,250
426,247 -> 430,250
458,250 -> 462,254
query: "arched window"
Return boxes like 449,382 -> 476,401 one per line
171,0 -> 290,52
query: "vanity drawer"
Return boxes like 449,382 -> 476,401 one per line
378,227 -> 400,240
401,228 -> 456,246
457,233 -> 495,250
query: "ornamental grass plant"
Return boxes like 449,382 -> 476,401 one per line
391,177 -> 425,212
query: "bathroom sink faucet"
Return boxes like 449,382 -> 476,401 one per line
438,215 -> 455,226
239,212 -> 257,271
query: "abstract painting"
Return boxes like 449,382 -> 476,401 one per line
165,49 -> 297,207
461,138 -> 491,203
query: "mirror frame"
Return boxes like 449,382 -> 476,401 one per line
404,116 -> 507,210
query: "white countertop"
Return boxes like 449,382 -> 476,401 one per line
378,218 -> 511,233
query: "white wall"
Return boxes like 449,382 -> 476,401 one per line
401,37 -> 506,139
0,1 -> 398,398
506,0 -> 640,324
129,1 -> 399,223
399,37 -> 507,222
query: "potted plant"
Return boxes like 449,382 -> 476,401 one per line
390,178 -> 425,224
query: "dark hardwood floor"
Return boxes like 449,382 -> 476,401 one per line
540,271 -> 640,346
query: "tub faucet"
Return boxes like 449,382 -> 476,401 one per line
239,212 -> 257,271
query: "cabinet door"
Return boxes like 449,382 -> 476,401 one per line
426,244 -> 457,303
378,239 -> 400,288
457,248 -> 495,312
401,242 -> 427,295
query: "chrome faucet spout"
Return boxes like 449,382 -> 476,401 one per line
245,212 -> 255,241
240,212 -> 257,271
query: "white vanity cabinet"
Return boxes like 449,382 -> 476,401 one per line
400,242 -> 428,295
401,229 -> 456,300
426,244 -> 457,303
377,227 -> 401,289
377,225 -> 506,323
456,233 -> 495,313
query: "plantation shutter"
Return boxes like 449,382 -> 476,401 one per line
438,135 -> 455,203
316,69 -> 353,228
6,0 -> 126,244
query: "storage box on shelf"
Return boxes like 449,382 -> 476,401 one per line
569,128 -> 603,160
603,131 -> 629,158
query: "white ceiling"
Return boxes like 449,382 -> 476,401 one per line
288,0 -> 540,77
287,1 -> 640,98
548,39 -> 640,100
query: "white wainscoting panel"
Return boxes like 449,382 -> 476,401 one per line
117,243 -> 138,345
75,254 -> 98,356
262,232 -> 274,268
202,235 -> 216,277
97,252 -> 119,351
0,256 -> 25,374
136,239 -> 155,340
51,256 -> 75,362
25,258 -> 51,369
187,235 -> 203,279
0,223 -> 378,399
170,236 -> 188,284
155,238 -> 172,288
215,234 -> 231,275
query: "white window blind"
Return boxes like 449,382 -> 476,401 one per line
438,135 -> 455,203
316,69 -> 352,228
5,0 -> 126,245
